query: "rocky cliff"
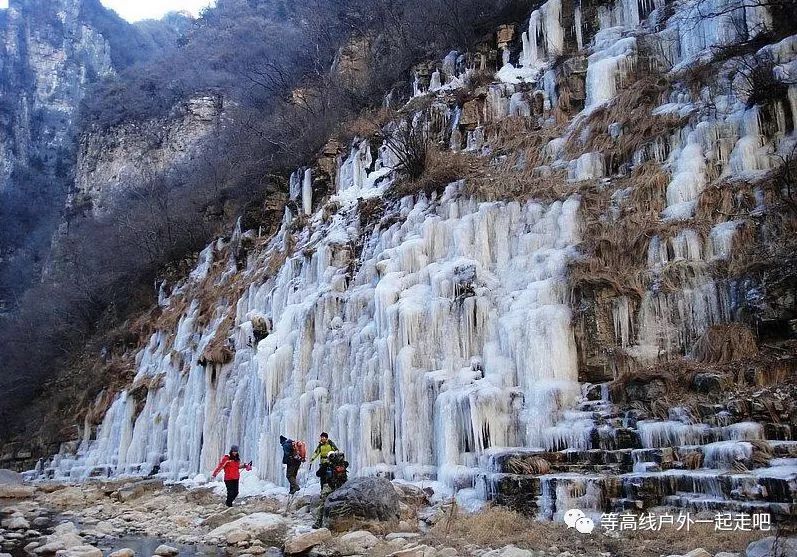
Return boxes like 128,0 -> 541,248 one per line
0,0 -> 114,194
0,0 -> 187,306
70,95 -> 224,215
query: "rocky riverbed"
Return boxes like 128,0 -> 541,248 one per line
0,474 -> 793,557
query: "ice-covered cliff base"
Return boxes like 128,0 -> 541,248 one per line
40,0 -> 797,521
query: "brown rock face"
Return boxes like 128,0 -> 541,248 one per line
497,24 -> 516,47
333,36 -> 371,89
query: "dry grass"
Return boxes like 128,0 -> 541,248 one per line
426,505 -> 541,548
422,506 -> 771,557
690,323 -> 759,364
680,450 -> 704,470
441,116 -> 574,202
565,71 -> 685,170
569,162 -> 675,300
751,439 -> 773,467
339,107 -> 396,143
503,455 -> 551,475
388,148 -> 486,199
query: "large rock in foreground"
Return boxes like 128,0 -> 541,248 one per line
323,477 -> 400,530
0,469 -> 35,498
205,513 -> 288,545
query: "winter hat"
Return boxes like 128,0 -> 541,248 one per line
230,445 -> 239,453
279,435 -> 287,443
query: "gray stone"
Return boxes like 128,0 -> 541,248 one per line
55,546 -> 103,557
114,480 -> 164,503
485,547 -> 534,557
746,537 -> 797,557
692,373 -> 729,393
323,477 -> 400,528
153,545 -> 179,556
283,528 -> 331,554
0,471 -> 22,485
1,515 -> 29,529
109,550 -> 135,557
338,530 -> 379,554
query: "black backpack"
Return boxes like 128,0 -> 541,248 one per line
325,451 -> 349,490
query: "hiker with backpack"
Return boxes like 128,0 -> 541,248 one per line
309,432 -> 339,489
279,435 -> 306,494
211,445 -> 252,507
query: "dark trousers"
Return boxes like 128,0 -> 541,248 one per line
286,461 -> 301,493
316,462 -> 329,487
225,479 -> 239,507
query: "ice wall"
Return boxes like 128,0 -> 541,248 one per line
50,144 -> 583,490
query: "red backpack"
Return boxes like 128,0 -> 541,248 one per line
293,440 -> 307,461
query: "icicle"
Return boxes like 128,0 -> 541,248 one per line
302,168 -> 313,215
574,2 -> 584,51
429,70 -> 442,92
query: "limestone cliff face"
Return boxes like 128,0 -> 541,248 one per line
0,0 -> 188,305
71,95 -> 224,214
0,0 -> 114,194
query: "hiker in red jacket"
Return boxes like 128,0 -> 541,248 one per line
211,445 -> 251,507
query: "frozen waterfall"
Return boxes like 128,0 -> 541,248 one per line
49,152 -> 584,494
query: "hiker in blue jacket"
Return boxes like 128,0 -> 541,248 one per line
280,435 -> 303,494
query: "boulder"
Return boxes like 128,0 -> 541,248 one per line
1,515 -> 30,529
205,513 -> 288,545
0,470 -> 22,484
692,373 -> 730,393
683,550 -> 711,557
484,547 -> 534,557
338,530 -> 379,554
386,545 -> 434,557
283,528 -> 331,554
226,529 -> 251,544
53,522 -> 79,535
386,533 -> 420,541
35,533 -> 89,555
43,487 -> 101,508
153,545 -> 178,556
54,546 -> 103,557
746,537 -> 797,557
109,550 -> 135,557
113,480 -> 164,503
0,484 -> 35,498
35,541 -> 68,554
392,483 -> 429,507
323,477 -> 400,529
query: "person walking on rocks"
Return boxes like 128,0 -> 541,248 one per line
310,432 -> 338,490
280,435 -> 305,494
211,445 -> 251,507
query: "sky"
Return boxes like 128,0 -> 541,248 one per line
0,1 -> 214,21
